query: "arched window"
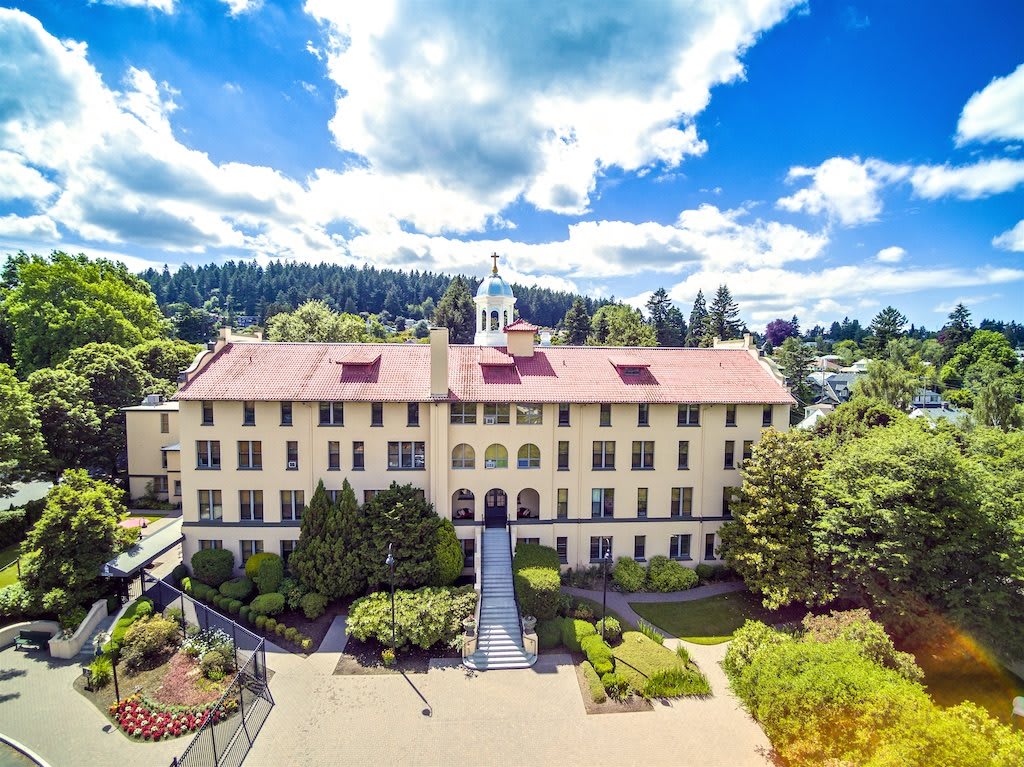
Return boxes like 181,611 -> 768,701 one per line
490,310 -> 500,331
451,443 -> 475,469
517,443 -> 541,469
480,310 -> 487,331
503,310 -> 509,328
484,444 -> 508,469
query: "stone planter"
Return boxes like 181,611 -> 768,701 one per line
462,617 -> 476,637
521,615 -> 537,633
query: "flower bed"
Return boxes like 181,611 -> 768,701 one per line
109,693 -> 237,740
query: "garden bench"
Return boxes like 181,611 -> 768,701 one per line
14,630 -> 52,651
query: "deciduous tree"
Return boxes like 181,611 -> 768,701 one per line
0,363 -> 46,496
774,337 -> 816,407
588,304 -> 657,346
26,367 -> 101,477
130,338 -> 203,384
266,300 -> 368,343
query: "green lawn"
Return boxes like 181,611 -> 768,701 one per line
0,542 -> 20,588
612,630 -> 710,696
629,591 -> 807,644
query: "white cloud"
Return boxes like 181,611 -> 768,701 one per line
993,219 -> 1024,252
933,295 -> 1000,314
93,0 -> 176,11
0,214 -> 59,240
220,0 -> 262,16
875,245 -> 905,263
777,156 -> 907,225
956,63 -> 1024,145
909,158 -> 1024,200
0,150 -> 57,201
223,82 -> 243,95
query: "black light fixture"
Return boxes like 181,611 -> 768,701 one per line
601,538 -> 612,640
386,542 -> 397,653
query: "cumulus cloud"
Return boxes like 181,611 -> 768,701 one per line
777,156 -> 907,225
0,214 -> 59,240
93,0 -> 176,11
993,219 -> 1024,252
220,0 -> 262,16
956,63 -> 1024,145
875,246 -> 905,263
909,158 -> 1024,200
0,150 -> 57,201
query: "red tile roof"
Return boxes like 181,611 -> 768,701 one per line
176,342 -> 793,404
504,318 -> 539,332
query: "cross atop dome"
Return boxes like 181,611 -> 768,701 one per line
491,252 -> 499,273
473,253 -> 517,346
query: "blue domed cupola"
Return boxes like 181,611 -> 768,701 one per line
473,253 -> 517,346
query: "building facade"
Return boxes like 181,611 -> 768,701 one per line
125,265 -> 792,576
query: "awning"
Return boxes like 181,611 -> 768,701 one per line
102,519 -> 184,578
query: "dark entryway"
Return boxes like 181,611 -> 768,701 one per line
484,488 -> 507,528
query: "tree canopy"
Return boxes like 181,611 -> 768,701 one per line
0,363 -> 46,496
561,296 -> 591,345
707,284 -> 743,342
432,277 -> 476,344
588,304 -> 657,346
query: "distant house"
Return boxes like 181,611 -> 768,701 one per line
813,355 -> 842,372
806,371 -> 863,405
234,315 -> 259,329
795,403 -> 834,430
841,358 -> 871,374
911,388 -> 945,409
909,405 -> 968,427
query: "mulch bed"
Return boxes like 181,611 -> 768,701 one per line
333,635 -> 461,675
571,653 -> 652,715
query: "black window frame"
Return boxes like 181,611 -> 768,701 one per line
196,440 -> 221,470
352,441 -> 365,470
631,440 -> 654,470
592,440 -> 615,470
678,440 -> 689,470
387,441 -> 426,470
637,487 -> 648,518
558,403 -> 570,427
669,533 -> 692,560
724,440 -> 735,469
201,401 -> 214,426
286,440 -> 299,470
599,403 -> 612,427
671,487 -> 693,518
328,440 -> 341,470
677,404 -> 699,426
280,401 -> 293,426
704,533 -> 716,561
407,402 -> 420,427
239,489 -> 264,522
637,403 -> 649,427
242,400 -> 256,426
633,535 -> 646,561
726,404 -> 737,427
557,441 -> 569,471
319,401 -> 344,426
762,405 -> 773,427
371,402 -> 384,427
556,537 -> 568,564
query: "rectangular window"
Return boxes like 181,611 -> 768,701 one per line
556,488 -> 568,519
155,475 -> 168,494
599,403 -> 612,427
592,441 -> 615,469
461,538 -> 475,568
678,440 -> 689,470
558,403 -> 570,426
237,440 -> 262,470
363,489 -> 380,504
319,401 -> 344,426
388,441 -> 426,470
516,404 -> 542,425
239,490 -> 263,521
241,539 -> 264,564
327,489 -> 340,504
762,405 -> 773,427
677,404 -> 699,426
591,488 -> 614,518
637,488 -> 648,518
704,533 -> 716,561
671,487 -> 693,518
724,440 -> 735,469
556,537 -> 568,564
198,539 -> 222,551
161,451 -> 168,470
353,442 -> 365,470
286,440 -> 298,470
407,402 -> 419,427
519,538 -> 540,547
196,440 -> 220,470
631,440 -> 654,470
198,490 -> 222,521
173,480 -> 181,497
160,412 -> 169,433
670,534 -> 692,560
450,402 -> 477,424
637,403 -> 649,426
723,487 -> 736,517
634,535 -> 646,561
371,402 -> 383,427
589,536 -> 613,561
483,403 -> 510,424
328,441 -> 341,470
742,440 -> 754,465
557,441 -> 569,471
726,404 -> 737,426
280,401 -> 293,426
201,401 -> 214,426
281,539 -> 297,564
281,490 -> 305,521
243,401 -> 256,426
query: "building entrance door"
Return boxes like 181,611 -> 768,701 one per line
484,489 -> 507,528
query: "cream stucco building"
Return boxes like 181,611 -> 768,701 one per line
124,262 -> 792,577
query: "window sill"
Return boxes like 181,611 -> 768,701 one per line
631,467 -> 655,471
280,422 -> 293,427
676,423 -> 700,428
558,423 -> 571,428
671,556 -> 693,562
725,424 -> 737,428
196,467 -> 221,471
633,557 -> 646,563
317,423 -> 344,427
703,557 -> 716,562
242,423 -> 255,427
286,467 -> 299,472
407,423 -> 420,428
370,424 -> 383,428
517,465 -> 540,470
237,467 -> 263,472
201,423 -> 215,427
591,466 -> 616,471
670,515 -> 694,520
637,423 -> 650,428
557,466 -> 569,472
724,465 -> 735,470
387,467 -> 426,471
327,467 -> 341,472
352,466 -> 365,471
677,466 -> 689,471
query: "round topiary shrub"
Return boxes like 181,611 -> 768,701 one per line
228,600 -> 241,614
646,556 -> 699,592
135,599 -> 154,618
264,618 -> 277,633
694,563 -> 715,584
612,557 -> 646,593
219,577 -> 254,602
594,616 -> 622,644
170,563 -> 189,586
191,548 -> 235,588
285,627 -> 298,643
276,622 -> 287,637
255,615 -> 268,630
245,553 -> 284,595
300,592 -> 328,620
239,606 -> 251,621
249,592 -> 285,617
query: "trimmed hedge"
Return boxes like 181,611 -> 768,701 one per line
580,634 -> 614,675
249,592 -> 285,617
561,618 -> 596,653
105,597 -> 155,655
191,549 -> 234,587
646,556 -> 698,592
300,592 -> 328,620
594,616 -> 622,644
512,543 -> 562,571
245,552 -> 284,595
537,619 -> 563,650
581,660 -> 607,703
512,543 -> 561,621
612,556 -> 646,593
219,577 -> 254,601
346,586 -> 477,650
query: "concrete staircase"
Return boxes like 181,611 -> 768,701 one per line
464,527 -> 536,671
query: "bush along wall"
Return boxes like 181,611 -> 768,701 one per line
512,544 -> 561,621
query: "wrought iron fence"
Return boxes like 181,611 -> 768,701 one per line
135,573 -> 274,767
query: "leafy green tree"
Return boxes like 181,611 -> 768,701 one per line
431,519 -> 464,586
588,305 -> 656,346
169,303 -> 218,344
864,305 -> 907,356
290,480 -> 365,599
774,337 -> 816,407
432,277 -> 476,344
266,300 -> 368,343
359,483 -> 443,590
940,329 -> 1017,388
852,359 -> 921,410
0,251 -> 167,374
130,338 -> 203,384
832,339 -> 861,366
663,305 -> 686,347
720,430 -> 822,608
707,284 -> 742,342
939,302 -> 974,363
20,470 -> 135,609
0,363 -> 46,496
684,290 -> 709,347
561,297 -> 591,345
26,367 -> 101,477
812,396 -> 905,450
973,380 -> 1024,431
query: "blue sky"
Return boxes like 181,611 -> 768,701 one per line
0,0 -> 1021,331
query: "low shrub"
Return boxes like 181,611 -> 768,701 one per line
571,602 -> 595,621
135,601 -> 154,619
613,631 -> 702,697
556,593 -> 574,617
537,619 -> 563,650
646,556 -> 698,592
642,667 -> 710,698
219,577 -> 254,602
594,617 -> 622,644
228,600 -> 241,615
106,597 -> 155,655
200,649 -> 226,681
121,616 -> 181,671
164,607 -> 184,628
694,563 -> 715,584
88,655 -> 112,688
249,592 -> 285,617
191,548 -> 234,587
580,634 -> 614,675
170,563 -> 189,586
801,609 -> 923,682
264,618 -> 277,633
255,615 -> 268,630
581,660 -> 606,703
275,623 -> 286,637
300,592 -> 328,620
512,543 -> 561,571
561,618 -> 596,653
601,672 -> 630,700
346,586 -> 477,650
180,577 -> 192,594
301,638 -> 313,652
279,577 -> 308,611
612,556 -> 646,592
285,627 -> 298,643
245,553 -> 284,595
722,621 -> 792,681
512,544 -> 560,621
0,583 -> 30,619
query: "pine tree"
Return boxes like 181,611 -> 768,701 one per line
865,306 -> 907,356
645,288 -> 671,345
685,290 -> 709,347
561,297 -> 591,345
708,284 -> 742,343
664,305 -> 687,347
775,337 -> 817,409
939,303 -> 973,363
290,480 -> 365,599
591,310 -> 610,345
432,277 -> 476,344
